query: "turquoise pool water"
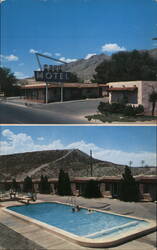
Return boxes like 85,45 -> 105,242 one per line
8,202 -> 148,238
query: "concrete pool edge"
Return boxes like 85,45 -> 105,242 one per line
2,201 -> 157,248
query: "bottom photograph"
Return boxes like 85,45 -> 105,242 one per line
0,125 -> 156,250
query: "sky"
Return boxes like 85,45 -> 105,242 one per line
0,125 -> 156,167
0,0 -> 157,78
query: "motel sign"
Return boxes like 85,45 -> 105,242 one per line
34,64 -> 71,82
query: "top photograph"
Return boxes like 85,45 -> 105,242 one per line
0,0 -> 157,124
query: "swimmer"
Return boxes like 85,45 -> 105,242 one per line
72,207 -> 75,212
75,205 -> 80,212
87,209 -> 93,214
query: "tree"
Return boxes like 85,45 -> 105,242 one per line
67,72 -> 79,83
0,67 -> 19,96
23,176 -> 33,193
93,50 -> 157,83
149,88 -> 157,116
39,175 -> 51,194
83,180 -> 102,198
11,178 -> 20,192
58,169 -> 72,196
119,166 -> 139,202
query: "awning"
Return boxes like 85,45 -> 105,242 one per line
108,87 -> 137,92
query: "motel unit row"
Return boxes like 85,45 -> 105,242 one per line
1,175 -> 156,202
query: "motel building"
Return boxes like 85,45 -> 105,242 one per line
21,79 -> 103,103
107,81 -> 157,115
20,79 -> 157,115
0,175 -> 156,202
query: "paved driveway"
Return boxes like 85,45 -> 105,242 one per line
0,98 -> 105,124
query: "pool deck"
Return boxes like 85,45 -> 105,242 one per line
0,194 -> 156,250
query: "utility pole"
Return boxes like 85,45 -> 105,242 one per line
90,150 -> 93,176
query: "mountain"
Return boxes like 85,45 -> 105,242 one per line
0,149 -> 156,181
62,53 -> 111,81
61,48 -> 157,81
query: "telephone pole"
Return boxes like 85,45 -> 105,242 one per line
90,150 -> 93,176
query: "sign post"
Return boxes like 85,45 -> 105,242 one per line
34,53 -> 69,103
45,82 -> 48,104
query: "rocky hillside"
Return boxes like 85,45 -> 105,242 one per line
61,48 -> 157,81
0,149 -> 156,181
62,53 -> 110,81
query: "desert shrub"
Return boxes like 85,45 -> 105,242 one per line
135,105 -> 144,114
98,102 -> 144,117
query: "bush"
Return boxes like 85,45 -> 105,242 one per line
23,176 -> 33,193
58,169 -> 72,196
98,102 -> 144,117
83,180 -> 102,198
39,175 -> 51,194
119,166 -> 139,202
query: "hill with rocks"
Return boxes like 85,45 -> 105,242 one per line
0,149 -> 156,181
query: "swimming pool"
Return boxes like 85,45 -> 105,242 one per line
4,202 -> 156,248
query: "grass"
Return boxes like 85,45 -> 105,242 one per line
85,113 -> 157,123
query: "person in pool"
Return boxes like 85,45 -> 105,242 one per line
75,205 -> 81,212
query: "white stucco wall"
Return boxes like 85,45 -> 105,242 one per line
107,81 -> 157,115
107,81 -> 142,105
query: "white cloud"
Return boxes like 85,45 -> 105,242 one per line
85,53 -> 96,60
59,57 -> 77,63
0,54 -> 19,61
0,0 -> 6,3
29,49 -> 52,57
37,137 -> 44,141
43,52 -> 52,57
14,72 -> 29,79
101,43 -> 126,53
29,49 -> 38,54
55,53 -> 61,57
0,129 -> 156,167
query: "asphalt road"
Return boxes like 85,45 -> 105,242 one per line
0,99 -> 104,124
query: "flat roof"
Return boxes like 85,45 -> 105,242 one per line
21,83 -> 100,89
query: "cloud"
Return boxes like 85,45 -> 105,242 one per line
85,53 -> 96,60
29,49 -> 52,57
59,57 -> 77,63
43,52 -> 52,57
14,72 -> 29,79
0,0 -> 6,3
101,43 -> 126,53
0,129 -> 156,167
29,49 -> 38,54
0,54 -> 19,61
55,53 -> 61,57
37,137 -> 44,141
